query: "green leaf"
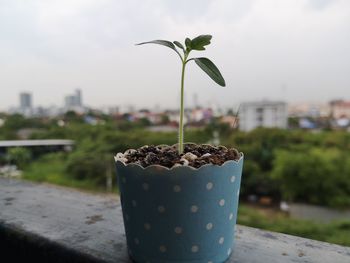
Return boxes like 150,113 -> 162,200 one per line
194,57 -> 226,87
174,41 -> 184,51
136,40 -> 177,51
185,38 -> 192,51
136,40 -> 182,60
191,35 -> 212,51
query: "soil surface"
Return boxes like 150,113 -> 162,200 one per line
117,143 -> 241,168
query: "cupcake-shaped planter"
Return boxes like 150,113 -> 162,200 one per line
115,146 -> 244,263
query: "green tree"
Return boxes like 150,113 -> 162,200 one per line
6,147 -> 32,169
65,151 -> 110,186
271,148 -> 350,207
160,114 -> 170,125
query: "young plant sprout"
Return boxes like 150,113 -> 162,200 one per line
137,35 -> 226,154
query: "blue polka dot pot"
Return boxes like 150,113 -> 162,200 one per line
115,148 -> 244,263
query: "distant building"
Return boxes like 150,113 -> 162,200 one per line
330,100 -> 350,119
298,118 -> 317,129
20,92 -> 32,109
189,108 -> 213,123
75,89 -> 82,107
64,95 -> 76,109
288,102 -> 330,118
64,89 -> 84,112
220,115 -> 239,129
19,92 -> 32,116
239,101 -> 288,131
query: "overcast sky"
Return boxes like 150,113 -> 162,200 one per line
0,0 -> 349,110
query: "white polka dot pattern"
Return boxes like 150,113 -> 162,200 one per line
191,245 -> 199,253
157,205 -> 165,213
206,223 -> 213,230
173,185 -> 181,192
116,158 -> 243,262
159,245 -> 167,253
190,205 -> 199,213
174,227 -> 182,234
206,182 -> 213,190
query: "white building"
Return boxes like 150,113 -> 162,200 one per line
239,101 -> 288,131
288,102 -> 330,118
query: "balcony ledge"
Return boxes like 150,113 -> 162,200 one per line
1,178 -> 349,263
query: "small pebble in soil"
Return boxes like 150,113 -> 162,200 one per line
116,143 -> 241,169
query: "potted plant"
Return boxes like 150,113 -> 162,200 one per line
115,35 -> 244,263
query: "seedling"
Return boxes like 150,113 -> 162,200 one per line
137,35 -> 225,154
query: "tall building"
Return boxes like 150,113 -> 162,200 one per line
239,101 -> 288,131
64,89 -> 83,111
64,95 -> 76,109
19,92 -> 32,110
75,89 -> 82,107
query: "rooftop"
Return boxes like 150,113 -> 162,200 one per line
241,101 -> 287,107
0,139 -> 74,147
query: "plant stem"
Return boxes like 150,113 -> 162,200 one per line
178,56 -> 187,154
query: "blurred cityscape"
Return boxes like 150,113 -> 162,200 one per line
4,90 -> 350,132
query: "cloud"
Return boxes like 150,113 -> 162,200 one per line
308,0 -> 334,11
0,0 -> 349,110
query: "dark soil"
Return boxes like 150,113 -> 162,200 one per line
120,143 -> 241,168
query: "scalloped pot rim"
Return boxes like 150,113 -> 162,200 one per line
115,153 -> 244,172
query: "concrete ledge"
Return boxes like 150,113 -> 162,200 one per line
1,178 -> 350,263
